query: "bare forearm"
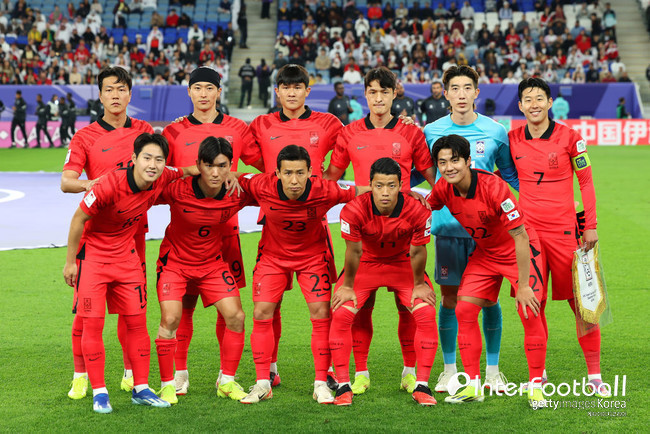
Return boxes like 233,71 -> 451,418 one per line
343,247 -> 362,287
410,245 -> 427,286
66,212 -> 86,264
511,227 -> 531,292
420,166 -> 436,188
61,171 -> 90,193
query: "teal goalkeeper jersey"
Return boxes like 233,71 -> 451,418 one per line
423,113 -> 519,238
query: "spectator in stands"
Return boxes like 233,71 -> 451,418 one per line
290,0 -> 306,20
130,0 -> 144,14
315,47 -> 331,79
113,0 -> 130,27
617,71 -> 631,83
609,56 -> 625,79
585,63 -> 599,82
219,0 -> 232,13
603,3 -> 616,39
460,1 -> 474,20
433,2 -> 448,20
166,8 -> 179,27
590,13 -> 602,37
178,12 -> 191,27
499,2 -> 513,21
261,0 -> 272,19
147,25 -> 163,56
330,51 -> 344,79
237,4 -> 248,48
542,63 -> 557,83
616,97 -> 630,119
395,2 -> 407,20
485,0 -> 497,13
355,12 -> 370,37
502,70 -> 517,83
600,70 -> 616,83
188,23 -> 204,43
342,57 -> 362,83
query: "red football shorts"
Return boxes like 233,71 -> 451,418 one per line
157,259 -> 239,307
73,255 -> 147,317
461,244 -> 545,303
222,232 -> 247,289
252,252 -> 334,303
538,235 -> 579,300
334,261 -> 430,309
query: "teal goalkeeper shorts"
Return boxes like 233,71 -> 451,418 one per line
434,236 -> 476,286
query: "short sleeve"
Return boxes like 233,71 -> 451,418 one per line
411,127 -> 434,172
246,118 -> 264,164
329,129 -> 351,170
410,207 -> 432,246
426,178 -> 447,210
339,203 -> 362,242
63,134 -> 87,174
494,181 -> 524,231
80,178 -> 109,216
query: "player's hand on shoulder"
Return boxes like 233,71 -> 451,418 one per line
85,178 -> 98,191
582,229 -> 598,252
515,286 -> 540,320
172,115 -> 187,124
411,282 -> 436,308
408,190 -> 431,210
331,284 -> 356,311
398,114 -> 415,126
225,172 -> 242,196
63,262 -> 78,287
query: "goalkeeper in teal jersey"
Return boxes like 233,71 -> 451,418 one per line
416,66 -> 520,394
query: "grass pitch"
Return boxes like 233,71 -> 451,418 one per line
0,147 -> 648,432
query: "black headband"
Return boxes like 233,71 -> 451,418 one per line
189,67 -> 221,87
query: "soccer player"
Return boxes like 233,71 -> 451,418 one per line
162,66 -> 262,395
247,64 -> 344,388
35,94 -> 54,148
62,133 -> 194,413
422,65 -> 519,393
324,66 -> 436,395
154,137 -> 255,404
509,78 -> 607,396
427,135 -> 547,407
329,157 -> 438,406
61,67 -> 154,400
235,145 -> 360,404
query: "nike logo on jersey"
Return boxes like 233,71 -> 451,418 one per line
270,136 -> 282,140
102,148 -> 112,152
451,211 -> 461,216
185,141 -> 197,146
357,145 -> 368,150
515,155 -> 526,160
182,209 -> 195,213
269,206 -> 281,210
117,210 -> 128,214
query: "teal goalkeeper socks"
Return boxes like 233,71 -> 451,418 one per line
482,302 -> 503,367
438,304 -> 458,365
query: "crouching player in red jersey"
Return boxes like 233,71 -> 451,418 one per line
329,157 -> 438,407
62,133 -> 196,413
154,137 -> 256,404
235,145 -> 363,404
510,78 -> 607,396
426,135 -> 547,408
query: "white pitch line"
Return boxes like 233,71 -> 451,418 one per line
0,188 -> 25,203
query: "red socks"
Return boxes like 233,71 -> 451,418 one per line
117,314 -> 132,370
455,301 -> 483,380
517,303 -> 547,382
81,316 -> 106,389
397,308 -> 416,368
216,311 -> 226,369
412,306 -> 438,383
71,314 -> 85,372
155,338 -> 177,382
311,318 -> 331,382
569,299 -> 601,374
271,308 -> 282,365
329,308 -> 356,384
122,313 -> 151,387
351,306 -> 373,372
221,328 -> 245,377
250,319 -> 274,381
175,308 -> 195,371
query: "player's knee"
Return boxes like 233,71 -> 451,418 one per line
225,309 -> 245,333
253,305 -> 275,320
160,312 -> 181,332
309,302 -> 331,319
441,296 -> 457,310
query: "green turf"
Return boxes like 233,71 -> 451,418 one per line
0,147 -> 648,431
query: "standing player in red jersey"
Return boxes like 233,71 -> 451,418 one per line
426,135 -> 547,408
509,78 -> 607,396
329,157 -> 439,407
235,145 -> 364,405
162,67 -> 263,396
247,64 -> 344,389
61,67 -> 154,399
324,66 -> 436,395
154,137 -> 256,405
62,133 -> 196,413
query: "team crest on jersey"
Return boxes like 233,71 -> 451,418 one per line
507,210 -> 520,221
548,152 -> 559,169
441,266 -> 449,278
398,228 -> 408,237
478,210 -> 489,224
307,207 -> 317,219
500,199 -> 515,213
341,219 -> 350,235
84,191 -> 97,208
224,136 -> 233,144
310,131 -> 319,147
476,141 -> 485,156
392,142 -> 401,156
220,209 -> 233,223
576,139 -> 587,153
83,298 -> 92,311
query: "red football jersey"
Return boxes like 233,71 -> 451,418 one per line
163,112 -> 258,169
427,169 -> 535,263
329,115 -> 433,191
248,107 -> 343,176
156,176 -> 256,267
340,192 -> 432,262
78,166 -> 183,262
238,173 -> 355,260
509,121 -> 597,236
63,117 -> 154,179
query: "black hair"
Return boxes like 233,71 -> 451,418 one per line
364,66 -> 396,90
197,136 -> 233,164
276,64 -> 309,87
97,66 -> 133,92
276,144 -> 311,170
370,157 -> 401,182
442,65 -> 479,90
517,77 -> 551,100
133,133 -> 169,159
431,134 -> 470,162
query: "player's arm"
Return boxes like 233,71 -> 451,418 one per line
63,207 -> 92,287
249,157 -> 265,172
61,170 -> 98,193
409,244 -> 435,308
331,239 -> 362,311
179,164 -> 199,177
573,152 -> 598,251
323,163 -> 346,181
508,224 -> 539,319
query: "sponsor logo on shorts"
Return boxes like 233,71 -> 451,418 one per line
507,210 -> 520,221
500,199 -> 515,213
341,219 -> 350,235
83,191 -> 96,208
441,266 -> 449,278
576,139 -> 587,153
162,283 -> 171,296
